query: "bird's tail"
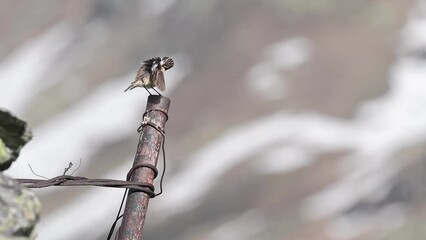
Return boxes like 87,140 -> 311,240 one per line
124,85 -> 133,92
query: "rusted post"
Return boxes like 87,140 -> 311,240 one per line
118,95 -> 170,240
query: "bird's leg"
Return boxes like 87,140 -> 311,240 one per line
143,86 -> 152,95
152,88 -> 162,96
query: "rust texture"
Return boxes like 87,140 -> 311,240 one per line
118,95 -> 170,240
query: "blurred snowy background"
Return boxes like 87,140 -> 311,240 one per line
2,0 -> 426,239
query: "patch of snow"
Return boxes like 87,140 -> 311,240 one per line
265,37 -> 312,70
252,145 -> 313,174
245,37 -> 312,101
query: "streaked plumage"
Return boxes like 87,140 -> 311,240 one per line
124,56 -> 174,94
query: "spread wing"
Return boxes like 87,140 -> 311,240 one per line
153,69 -> 166,91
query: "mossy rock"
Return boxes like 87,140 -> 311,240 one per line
0,174 -> 41,239
0,108 -> 32,171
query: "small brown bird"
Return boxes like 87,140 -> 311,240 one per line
124,56 -> 174,95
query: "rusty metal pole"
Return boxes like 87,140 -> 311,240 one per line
118,95 -> 170,240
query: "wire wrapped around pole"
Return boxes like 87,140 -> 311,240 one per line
117,95 -> 170,240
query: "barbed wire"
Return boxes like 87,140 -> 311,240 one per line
17,174 -> 157,196
16,108 -> 168,198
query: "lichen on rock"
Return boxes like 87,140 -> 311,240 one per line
0,108 -> 40,239
0,174 -> 41,240
0,108 -> 32,171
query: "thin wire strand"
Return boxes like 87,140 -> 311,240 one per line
70,158 -> 82,176
63,162 -> 73,175
107,189 -> 128,240
155,135 -> 166,196
28,164 -> 48,180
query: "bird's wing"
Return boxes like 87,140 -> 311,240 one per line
136,65 -> 148,78
154,70 -> 166,91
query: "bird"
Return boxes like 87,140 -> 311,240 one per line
124,56 -> 174,95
